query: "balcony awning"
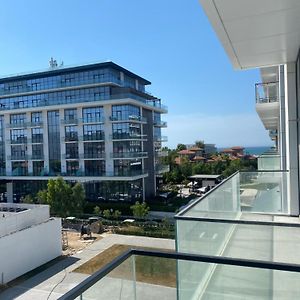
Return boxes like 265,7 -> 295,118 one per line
199,0 -> 300,69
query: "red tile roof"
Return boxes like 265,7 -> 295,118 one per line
178,149 -> 195,155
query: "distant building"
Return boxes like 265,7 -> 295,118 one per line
221,146 -> 245,157
0,61 -> 168,202
203,143 -> 217,155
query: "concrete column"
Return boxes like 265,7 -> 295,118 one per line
59,109 -> 66,174
42,110 -> 49,173
77,108 -> 84,172
103,104 -> 113,174
284,63 -> 299,215
4,114 -> 11,175
135,79 -> 139,90
279,65 -> 287,170
6,182 -> 13,203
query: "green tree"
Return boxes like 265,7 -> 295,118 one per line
71,182 -> 85,215
103,209 -> 111,218
176,143 -> 186,151
113,210 -> 122,219
130,201 -> 149,218
195,140 -> 204,148
41,177 -> 84,217
94,206 -> 101,215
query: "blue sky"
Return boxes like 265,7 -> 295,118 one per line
0,0 -> 272,148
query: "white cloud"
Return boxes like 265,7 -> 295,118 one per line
164,113 -> 273,148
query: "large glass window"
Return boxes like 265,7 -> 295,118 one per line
111,104 -> 140,121
12,161 -> 28,176
47,110 -> 61,174
114,159 -> 142,176
32,128 -> 43,143
65,126 -> 78,141
83,124 -> 104,140
10,113 -> 26,125
84,160 -> 105,176
11,129 -> 27,144
0,68 -> 121,96
32,144 -> 43,159
31,112 -> 42,124
66,161 -> 79,176
84,142 -> 105,158
112,123 -> 141,139
33,161 -> 44,176
11,145 -> 27,159
65,143 -> 78,159
113,141 -> 142,153
0,86 -> 110,110
82,106 -> 103,123
64,108 -> 77,122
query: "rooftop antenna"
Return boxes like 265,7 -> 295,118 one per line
49,57 -> 58,69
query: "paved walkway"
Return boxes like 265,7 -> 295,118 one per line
0,234 -> 175,300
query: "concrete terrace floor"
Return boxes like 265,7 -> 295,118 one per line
0,234 -> 175,300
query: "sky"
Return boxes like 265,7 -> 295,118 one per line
0,0 -> 273,148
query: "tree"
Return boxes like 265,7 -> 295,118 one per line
103,209 -> 111,218
113,210 -> 122,219
94,206 -> 101,215
40,177 -> 84,218
195,140 -> 205,148
176,143 -> 186,151
130,201 -> 149,218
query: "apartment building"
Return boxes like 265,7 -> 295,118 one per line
0,61 -> 167,202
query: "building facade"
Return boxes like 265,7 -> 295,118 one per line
0,61 -> 167,202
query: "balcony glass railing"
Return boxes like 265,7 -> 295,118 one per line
153,120 -> 167,127
111,133 -> 147,140
2,169 -> 148,178
110,115 -> 147,123
58,249 -> 300,300
111,152 -> 148,159
156,164 -> 170,174
257,153 -> 281,171
154,136 -> 168,142
255,81 -> 279,103
80,152 -> 105,159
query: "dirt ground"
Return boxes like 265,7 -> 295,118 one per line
63,231 -> 103,255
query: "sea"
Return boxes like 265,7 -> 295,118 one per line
218,146 -> 272,156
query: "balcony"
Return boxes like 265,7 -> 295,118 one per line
155,150 -> 168,157
81,134 -> 105,142
111,152 -> 148,159
110,115 -> 147,123
9,137 -> 28,144
7,155 -> 29,161
153,120 -> 167,127
156,164 -> 170,174
61,118 -> 79,125
64,134 -> 79,142
257,152 -> 281,171
28,121 -> 43,127
255,82 -> 280,130
59,247 -> 300,300
80,116 -> 105,124
62,153 -> 79,159
111,133 -> 147,140
80,152 -> 105,159
154,136 -> 168,142
6,122 -> 27,129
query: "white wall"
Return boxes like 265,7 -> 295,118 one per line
0,218 -> 61,284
